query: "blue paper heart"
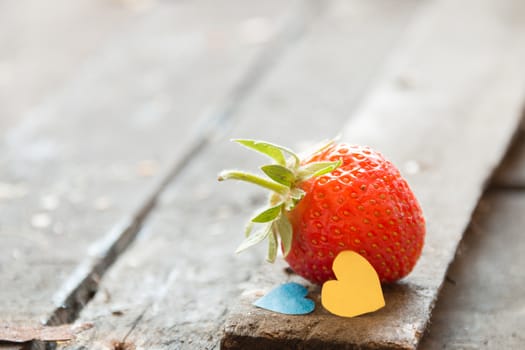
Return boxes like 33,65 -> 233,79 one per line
253,282 -> 315,315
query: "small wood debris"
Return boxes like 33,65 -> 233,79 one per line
0,323 -> 92,343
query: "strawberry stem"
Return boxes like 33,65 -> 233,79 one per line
218,170 -> 289,195
219,138 -> 341,265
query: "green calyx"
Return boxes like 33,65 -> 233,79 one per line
218,139 -> 341,263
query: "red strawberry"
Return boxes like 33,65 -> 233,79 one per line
219,139 -> 425,285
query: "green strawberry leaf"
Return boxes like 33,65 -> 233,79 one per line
244,221 -> 254,237
277,214 -> 293,257
223,138 -> 338,264
261,164 -> 295,187
233,139 -> 301,169
233,139 -> 286,166
296,160 -> 342,181
251,204 -> 283,223
267,229 -> 278,263
236,223 -> 272,253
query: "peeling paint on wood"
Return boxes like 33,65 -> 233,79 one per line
0,323 -> 92,343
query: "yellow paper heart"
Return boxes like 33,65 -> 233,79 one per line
321,250 -> 385,317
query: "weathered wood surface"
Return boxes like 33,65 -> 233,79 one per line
0,0 -> 134,131
419,190 -> 525,349
222,0 -> 525,348
3,0 -> 525,349
59,1 -> 423,349
0,0 -> 298,339
493,121 -> 525,187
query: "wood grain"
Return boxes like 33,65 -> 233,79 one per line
0,0 -> 134,132
223,0 -> 525,348
59,1 -> 422,349
420,190 -> 525,349
0,0 -> 295,333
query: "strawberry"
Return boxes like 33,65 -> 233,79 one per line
219,139 -> 425,285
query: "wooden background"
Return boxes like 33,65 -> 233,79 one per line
1,0 -> 524,349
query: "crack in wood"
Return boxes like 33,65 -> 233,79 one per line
120,305 -> 149,346
29,1 -> 324,349
220,0 -> 525,347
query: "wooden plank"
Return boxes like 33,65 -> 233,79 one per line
60,1 -> 422,349
222,0 -> 525,348
0,0 -> 295,336
493,121 -> 525,187
227,0 -> 422,146
420,190 -> 525,349
0,0 -> 134,131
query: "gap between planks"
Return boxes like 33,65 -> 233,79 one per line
492,117 -> 525,188
33,0 -> 321,343
221,0 -> 525,348
419,189 -> 525,349
58,0 -> 425,349
1,1 -> 313,348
